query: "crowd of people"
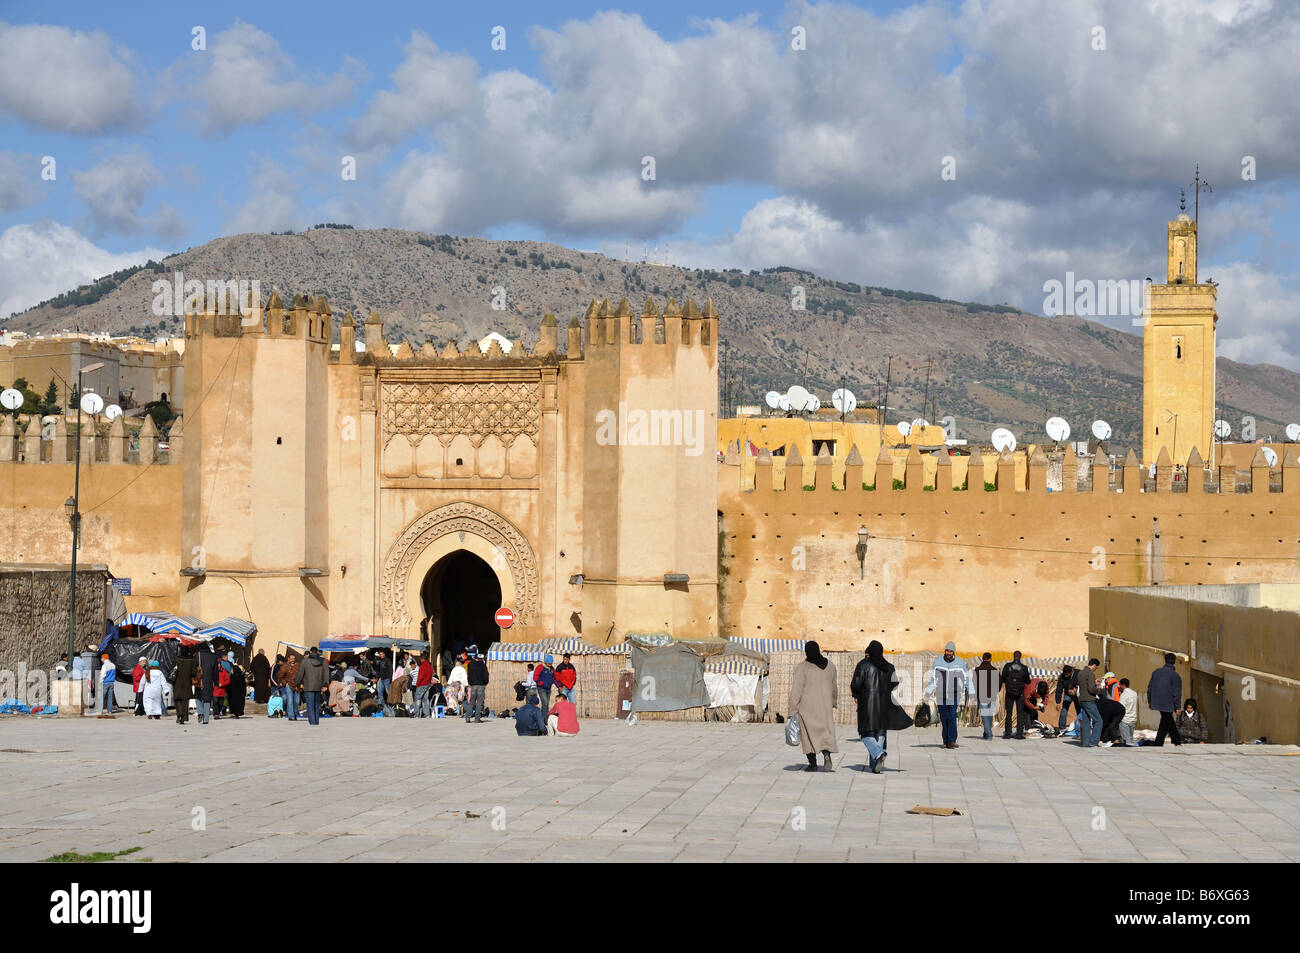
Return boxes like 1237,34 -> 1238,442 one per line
787,642 -> 1209,772
83,640 -> 586,737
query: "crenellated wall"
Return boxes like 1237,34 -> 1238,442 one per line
718,441 -> 1300,657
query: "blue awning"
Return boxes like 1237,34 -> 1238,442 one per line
121,612 -> 207,636
196,617 -> 257,646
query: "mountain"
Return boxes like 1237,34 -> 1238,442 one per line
6,226 -> 1297,449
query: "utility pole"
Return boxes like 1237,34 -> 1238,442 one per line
881,356 -> 892,441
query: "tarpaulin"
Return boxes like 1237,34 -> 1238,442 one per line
704,672 -> 760,708
107,638 -> 179,680
630,640 -> 709,712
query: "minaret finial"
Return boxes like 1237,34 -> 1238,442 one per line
1179,188 -> 1186,213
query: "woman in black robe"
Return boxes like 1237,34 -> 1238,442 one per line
228,661 -> 248,717
250,649 -> 272,704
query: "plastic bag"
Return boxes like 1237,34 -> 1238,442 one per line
785,714 -> 802,747
913,702 -> 932,728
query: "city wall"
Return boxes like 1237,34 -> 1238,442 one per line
717,442 -> 1300,658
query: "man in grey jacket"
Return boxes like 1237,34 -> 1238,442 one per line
1072,658 -> 1103,748
294,647 -> 331,726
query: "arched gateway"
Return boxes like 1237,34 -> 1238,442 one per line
380,502 -> 539,641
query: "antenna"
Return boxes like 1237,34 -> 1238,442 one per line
881,356 -> 892,433
921,356 -> 931,422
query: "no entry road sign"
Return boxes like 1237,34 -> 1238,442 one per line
495,607 -> 515,628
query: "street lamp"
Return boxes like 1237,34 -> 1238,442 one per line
67,360 -> 104,679
856,525 -> 869,580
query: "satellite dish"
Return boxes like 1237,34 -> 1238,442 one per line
991,428 -> 1017,453
104,404 -> 123,421
80,392 -> 104,415
1214,419 -> 1232,439
0,388 -> 21,411
786,385 -> 811,412
911,418 -> 929,431
1287,423 -> 1300,442
808,396 -> 821,412
831,388 -> 857,414
778,395 -> 791,412
1046,416 -> 1071,443
1091,420 -> 1112,441
1262,447 -> 1279,467
765,391 -> 781,409
896,420 -> 912,438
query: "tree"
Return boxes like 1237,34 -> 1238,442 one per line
142,400 -> 174,429
5,377 -> 43,414
43,377 -> 59,411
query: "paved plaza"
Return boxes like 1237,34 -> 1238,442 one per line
1,716 -> 1297,863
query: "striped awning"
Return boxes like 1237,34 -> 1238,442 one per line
704,655 -> 767,675
487,638 -> 633,661
121,612 -> 207,636
1024,655 -> 1087,679
320,636 -> 368,652
726,637 -> 805,654
195,617 -> 257,646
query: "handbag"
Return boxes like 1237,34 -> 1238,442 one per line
784,714 -> 802,747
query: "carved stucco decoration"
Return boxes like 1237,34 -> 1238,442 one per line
382,381 -> 540,443
381,501 -> 539,627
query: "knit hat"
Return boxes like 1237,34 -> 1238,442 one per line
543,654 -> 554,664
944,642 -> 956,653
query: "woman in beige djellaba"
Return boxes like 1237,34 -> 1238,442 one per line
789,641 -> 838,771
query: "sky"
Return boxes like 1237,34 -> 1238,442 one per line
0,0 -> 1297,367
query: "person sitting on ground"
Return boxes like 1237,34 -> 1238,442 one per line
1175,697 -> 1208,744
514,694 -> 547,736
548,694 -> 580,736
1103,672 -> 1122,702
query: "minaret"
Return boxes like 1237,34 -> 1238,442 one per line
1142,208 -> 1217,465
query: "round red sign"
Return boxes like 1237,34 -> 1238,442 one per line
495,607 -> 515,628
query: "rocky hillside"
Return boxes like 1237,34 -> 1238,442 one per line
8,226 -> 1298,449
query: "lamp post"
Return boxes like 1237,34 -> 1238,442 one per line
67,361 -> 104,672
856,525 -> 869,580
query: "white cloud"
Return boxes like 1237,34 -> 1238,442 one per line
73,151 -> 164,235
0,151 -> 42,215
184,21 -> 362,135
0,22 -> 141,133
222,159 -> 303,235
0,222 -> 165,319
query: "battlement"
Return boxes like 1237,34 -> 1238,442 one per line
582,297 -> 718,349
0,412 -> 181,466
723,441 -> 1300,497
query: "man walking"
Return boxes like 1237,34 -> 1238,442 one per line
294,646 -> 330,726
1000,650 -> 1030,739
466,652 -> 490,723
1073,658 -> 1102,747
1147,653 -> 1183,746
973,653 -> 999,740
1117,677 -> 1139,746
924,642 -> 968,749
374,650 -> 393,715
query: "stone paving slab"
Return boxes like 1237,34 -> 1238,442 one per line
0,716 -> 1297,863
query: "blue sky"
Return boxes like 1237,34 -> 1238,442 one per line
1,0 -> 1298,367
